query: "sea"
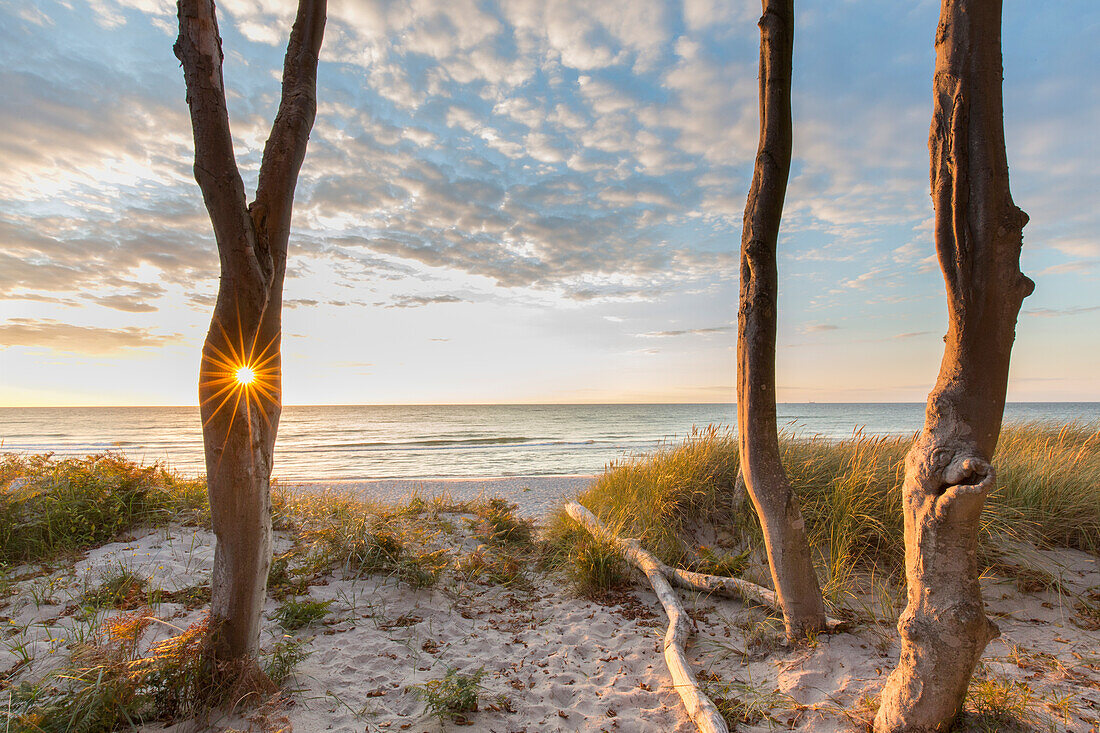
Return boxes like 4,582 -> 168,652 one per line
1,403 -> 1097,481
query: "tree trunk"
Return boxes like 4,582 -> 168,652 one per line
738,0 -> 826,639
874,2 -> 1033,730
174,0 -> 326,661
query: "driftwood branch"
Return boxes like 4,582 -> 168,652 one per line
565,502 -> 728,733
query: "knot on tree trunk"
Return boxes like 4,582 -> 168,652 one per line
932,454 -> 992,522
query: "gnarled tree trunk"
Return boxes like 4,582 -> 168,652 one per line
874,1 -> 1033,730
738,0 -> 826,639
175,0 -> 326,661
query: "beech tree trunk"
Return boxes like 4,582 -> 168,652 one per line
874,2 -> 1032,730
174,0 -> 326,661
738,0 -> 826,639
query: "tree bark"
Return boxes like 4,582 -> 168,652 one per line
874,2 -> 1033,730
174,0 -> 326,661
738,0 -> 826,639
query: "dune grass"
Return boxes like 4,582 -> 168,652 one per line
548,421 -> 1100,597
0,453 -> 207,565
1,453 -> 539,731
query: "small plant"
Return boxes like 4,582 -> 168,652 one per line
476,499 -> 534,548
272,597 -> 335,631
267,551 -> 309,599
345,528 -> 405,575
263,635 -> 311,687
567,533 -> 629,597
412,667 -> 485,724
80,566 -> 156,611
697,672 -> 788,727
694,545 -> 750,578
159,583 -> 211,609
397,549 -> 449,589
962,675 -> 1039,732
456,547 -> 526,587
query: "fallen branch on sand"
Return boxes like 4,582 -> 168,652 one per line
565,501 -> 728,733
661,563 -> 845,631
564,501 -> 845,733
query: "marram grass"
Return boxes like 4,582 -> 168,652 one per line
549,421 -> 1100,584
0,452 -> 207,564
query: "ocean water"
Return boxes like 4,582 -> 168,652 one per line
0,403 -> 1097,481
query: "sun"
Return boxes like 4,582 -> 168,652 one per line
234,365 -> 257,386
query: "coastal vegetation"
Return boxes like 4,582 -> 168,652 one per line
551,421 -> 1100,588
0,453 -> 206,565
1,426 -> 1097,729
0,452 -> 540,730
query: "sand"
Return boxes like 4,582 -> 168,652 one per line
283,476 -> 598,518
2,482 -> 1098,732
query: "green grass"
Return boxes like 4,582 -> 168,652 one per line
961,675 -> 1041,732
272,596 -> 335,631
411,667 -> 486,724
1,454 -> 546,730
263,635 -> 311,687
475,498 -> 535,548
79,566 -> 157,612
549,421 -> 1100,590
0,453 -> 207,565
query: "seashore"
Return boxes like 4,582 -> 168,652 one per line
284,476 -> 599,519
2,473 -> 1098,732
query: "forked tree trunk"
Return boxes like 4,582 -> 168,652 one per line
174,0 -> 326,661
874,2 -> 1033,730
738,0 -> 826,639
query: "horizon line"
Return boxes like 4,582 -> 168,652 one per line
3,400 -> 1099,409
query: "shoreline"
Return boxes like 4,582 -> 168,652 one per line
282,475 -> 599,518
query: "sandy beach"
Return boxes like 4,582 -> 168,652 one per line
2,477 -> 1098,733
284,476 -> 599,519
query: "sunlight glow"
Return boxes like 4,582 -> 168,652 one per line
198,316 -> 282,471
235,365 -> 256,385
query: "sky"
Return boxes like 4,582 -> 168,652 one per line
1,0 -> 1097,406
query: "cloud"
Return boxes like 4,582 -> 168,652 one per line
1024,306 -> 1100,318
380,294 -> 470,309
800,323 -> 839,334
87,283 -> 166,313
0,318 -> 178,353
638,325 -> 732,338
894,331 -> 933,339
1049,238 -> 1100,259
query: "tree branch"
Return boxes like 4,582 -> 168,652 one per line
253,0 -> 327,263
174,0 -> 256,276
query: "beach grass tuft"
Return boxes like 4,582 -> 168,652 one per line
0,452 -> 207,565
549,421 -> 1100,607
0,612 -> 298,732
272,596 -> 335,631
412,667 -> 486,724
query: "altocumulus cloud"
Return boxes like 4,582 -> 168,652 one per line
1,0 -> 1097,373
